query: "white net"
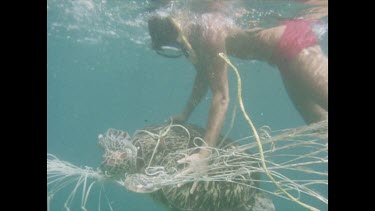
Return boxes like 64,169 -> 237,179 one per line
47,120 -> 327,210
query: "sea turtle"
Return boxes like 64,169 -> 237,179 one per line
98,123 -> 275,211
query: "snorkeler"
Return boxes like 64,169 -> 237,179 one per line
148,0 -> 327,167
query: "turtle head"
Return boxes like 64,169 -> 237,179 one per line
98,129 -> 138,178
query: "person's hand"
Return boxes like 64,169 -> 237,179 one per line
169,113 -> 188,124
175,149 -> 211,194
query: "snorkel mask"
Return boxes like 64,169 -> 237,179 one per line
148,16 -> 197,64
155,42 -> 190,58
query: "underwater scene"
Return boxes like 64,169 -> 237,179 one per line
47,0 -> 328,210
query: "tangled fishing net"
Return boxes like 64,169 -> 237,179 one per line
100,123 -> 266,211
47,120 -> 327,211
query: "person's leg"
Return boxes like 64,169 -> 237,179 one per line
283,80 -> 327,124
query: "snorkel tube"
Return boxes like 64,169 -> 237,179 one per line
166,17 -> 198,64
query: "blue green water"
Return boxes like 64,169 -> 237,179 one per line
47,0 -> 328,210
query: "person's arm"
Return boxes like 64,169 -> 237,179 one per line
201,53 -> 229,149
176,22 -> 230,181
176,46 -> 230,178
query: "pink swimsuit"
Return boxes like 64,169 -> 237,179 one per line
277,20 -> 318,59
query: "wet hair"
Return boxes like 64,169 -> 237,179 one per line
148,16 -> 180,50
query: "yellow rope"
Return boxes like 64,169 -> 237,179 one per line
218,52 -> 319,211
167,17 -> 198,64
